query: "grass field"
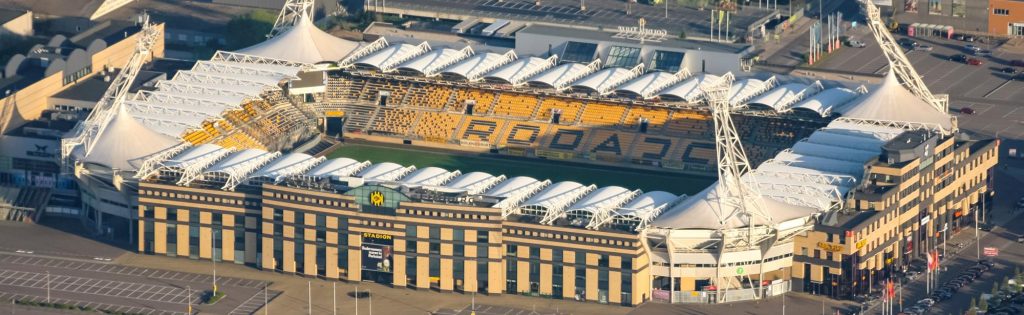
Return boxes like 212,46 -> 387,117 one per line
325,143 -> 714,195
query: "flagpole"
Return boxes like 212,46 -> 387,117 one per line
333,282 -> 337,315
308,281 -> 312,315
355,285 -> 359,315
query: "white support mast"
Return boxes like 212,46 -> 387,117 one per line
700,72 -> 775,302
862,0 -> 948,113
61,13 -> 159,171
268,0 -> 315,38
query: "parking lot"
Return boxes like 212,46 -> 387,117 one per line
0,252 -> 278,315
812,28 -> 1024,140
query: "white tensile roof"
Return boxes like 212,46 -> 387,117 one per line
398,48 -> 463,74
355,43 -> 423,70
571,67 -> 632,92
747,83 -> 809,111
792,87 -> 859,117
651,119 -> 905,230
236,15 -> 361,64
484,56 -> 553,84
358,162 -> 414,182
835,71 -> 953,130
248,153 -> 324,184
442,52 -> 504,79
484,176 -> 541,198
615,71 -> 679,98
528,62 -> 591,87
727,77 -> 769,107
81,107 -> 179,171
658,73 -> 720,102
400,167 -> 458,187
441,172 -> 504,195
304,157 -> 370,180
160,144 -> 230,170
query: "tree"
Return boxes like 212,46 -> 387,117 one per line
968,297 -> 978,315
980,297 -> 989,311
993,282 -> 1001,295
1004,276 -> 1012,290
224,9 -> 277,50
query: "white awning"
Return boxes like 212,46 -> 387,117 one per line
657,73 -> 720,102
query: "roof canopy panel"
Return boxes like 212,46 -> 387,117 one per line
658,73 -> 720,102
835,71 -> 952,130
236,15 -> 361,64
792,87 -> 859,116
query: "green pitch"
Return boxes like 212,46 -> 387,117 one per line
326,143 -> 713,195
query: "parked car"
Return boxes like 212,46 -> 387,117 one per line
975,49 -> 993,56
1011,60 -> 1024,67
847,38 -> 867,48
964,35 -> 977,42
961,107 -> 976,115
968,58 -> 984,66
1003,67 -> 1018,74
899,38 -> 919,48
981,260 -> 996,267
965,44 -> 982,52
915,45 -> 934,51
1017,235 -> 1024,243
950,54 -> 968,63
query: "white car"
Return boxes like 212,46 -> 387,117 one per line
847,39 -> 867,48
915,45 -> 933,51
965,44 -> 981,52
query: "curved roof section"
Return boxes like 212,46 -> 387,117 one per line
571,67 -> 632,92
835,71 -> 953,130
615,71 -> 679,97
398,48 -> 461,74
528,62 -> 590,87
484,176 -> 540,199
621,191 -> 678,213
355,43 -> 422,70
484,56 -> 553,84
747,83 -> 808,111
792,87 -> 859,116
236,15 -> 360,64
442,172 -> 503,195
250,153 -> 322,183
442,52 -> 503,79
400,167 -> 456,186
569,186 -> 634,212
161,144 -> 231,170
651,184 -> 818,230
82,107 -> 179,171
658,73 -> 720,102
358,162 -> 413,182
205,149 -> 273,174
305,157 -> 369,179
727,77 -> 769,107
521,181 -> 588,210
790,142 -> 878,163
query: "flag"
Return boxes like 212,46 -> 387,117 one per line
887,279 -> 895,298
926,250 -> 934,270
719,10 -> 725,27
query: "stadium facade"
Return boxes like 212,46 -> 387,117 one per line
56,0 -> 1000,307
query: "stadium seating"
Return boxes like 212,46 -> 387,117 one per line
362,79 -> 409,105
579,102 -> 627,127
452,88 -> 496,114
370,108 -> 418,136
664,110 -> 712,137
534,97 -> 583,124
491,93 -> 540,119
216,132 -> 266,150
182,121 -> 221,145
498,122 -> 550,147
622,106 -> 671,129
457,116 -> 507,144
629,136 -> 674,161
403,83 -> 452,110
585,129 -> 636,157
413,111 -> 463,143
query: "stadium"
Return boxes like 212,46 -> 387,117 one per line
57,0 -> 998,307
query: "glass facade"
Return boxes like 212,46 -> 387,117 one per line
561,41 -> 598,63
606,46 -> 642,68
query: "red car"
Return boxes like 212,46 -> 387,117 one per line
967,58 -> 984,66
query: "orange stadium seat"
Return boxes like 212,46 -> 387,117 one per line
452,89 -> 496,114
404,84 -> 452,110
370,108 -> 418,136
664,110 -> 712,136
491,93 -> 539,119
457,116 -> 507,144
623,106 -> 671,129
534,97 -> 583,124
413,112 -> 463,143
498,121 -> 551,148
579,102 -> 627,127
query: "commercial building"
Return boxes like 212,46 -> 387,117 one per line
989,0 -> 1024,37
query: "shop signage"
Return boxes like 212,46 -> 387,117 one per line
817,242 -> 844,252
920,215 -> 931,225
856,239 -> 868,250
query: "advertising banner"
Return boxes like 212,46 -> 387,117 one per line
361,232 -> 393,273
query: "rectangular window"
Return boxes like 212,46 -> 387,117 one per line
454,244 -> 464,257
294,212 -> 303,226
561,41 -> 598,63
273,209 -> 283,221
575,265 -> 586,298
905,0 -> 918,13
429,242 -> 440,255
477,230 -> 489,244
429,226 -> 440,240
928,0 -> 941,15
188,225 -> 200,259
234,219 -> 244,264
212,213 -> 222,225
651,50 -> 684,72
406,255 -> 417,287
606,46 -> 642,68
951,0 -> 965,17
189,210 -> 199,223
166,223 -> 177,256
453,229 -> 464,242
477,258 -> 488,293
995,8 -> 1010,16
405,225 -> 417,238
